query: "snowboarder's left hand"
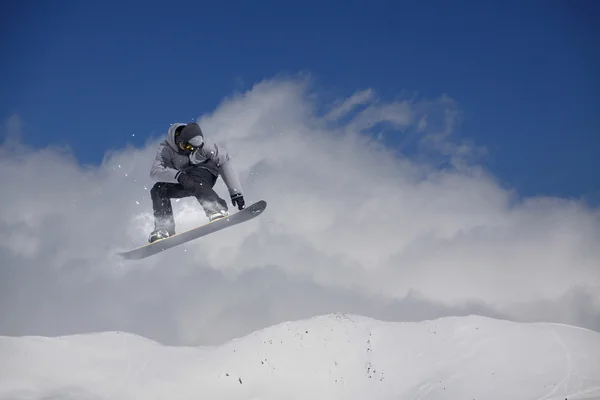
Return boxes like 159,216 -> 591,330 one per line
231,193 -> 245,210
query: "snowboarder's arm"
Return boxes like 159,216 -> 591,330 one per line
218,161 -> 243,196
206,142 -> 243,195
150,142 -> 180,183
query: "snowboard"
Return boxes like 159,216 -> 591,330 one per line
117,200 -> 267,260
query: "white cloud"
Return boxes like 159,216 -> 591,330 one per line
324,88 -> 375,121
1,75 -> 599,346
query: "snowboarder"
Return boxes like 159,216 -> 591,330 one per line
147,122 -> 245,243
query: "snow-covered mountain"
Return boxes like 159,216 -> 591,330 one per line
1,313 -> 599,400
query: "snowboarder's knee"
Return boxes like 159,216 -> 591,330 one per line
150,182 -> 168,198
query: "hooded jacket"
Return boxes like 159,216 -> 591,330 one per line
149,123 -> 243,196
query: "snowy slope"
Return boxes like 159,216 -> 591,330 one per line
1,313 -> 599,400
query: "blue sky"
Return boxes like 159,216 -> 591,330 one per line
2,0 -> 598,203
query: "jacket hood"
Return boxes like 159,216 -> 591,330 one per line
166,122 -> 188,151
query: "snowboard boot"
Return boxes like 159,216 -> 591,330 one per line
148,227 -> 174,243
208,209 -> 229,222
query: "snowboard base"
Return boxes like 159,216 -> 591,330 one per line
117,200 -> 267,260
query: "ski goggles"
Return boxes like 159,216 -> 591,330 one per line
183,135 -> 204,151
182,143 -> 198,151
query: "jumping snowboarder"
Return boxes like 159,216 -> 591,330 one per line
147,122 -> 245,243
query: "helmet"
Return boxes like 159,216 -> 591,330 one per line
175,123 -> 204,152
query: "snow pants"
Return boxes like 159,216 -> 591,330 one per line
150,167 -> 228,234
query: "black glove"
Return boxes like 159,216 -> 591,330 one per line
231,193 -> 245,210
176,170 -> 195,190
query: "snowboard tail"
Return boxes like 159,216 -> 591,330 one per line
118,200 -> 267,260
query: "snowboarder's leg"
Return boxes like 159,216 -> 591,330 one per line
185,168 -> 229,220
149,182 -> 192,242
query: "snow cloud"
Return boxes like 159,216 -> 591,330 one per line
1,76 -> 599,346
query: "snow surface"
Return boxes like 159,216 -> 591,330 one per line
1,313 -> 599,400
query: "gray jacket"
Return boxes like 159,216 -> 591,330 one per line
150,123 -> 243,195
